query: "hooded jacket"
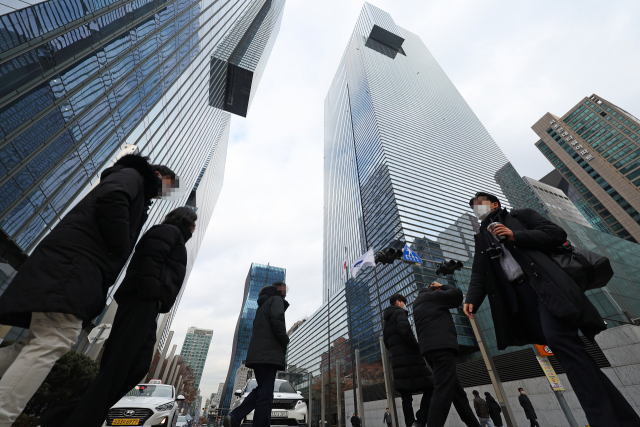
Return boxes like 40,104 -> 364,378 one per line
245,285 -> 290,370
0,154 -> 158,327
382,305 -> 433,393
484,393 -> 503,426
465,207 -> 606,349
413,284 -> 463,356
114,222 -> 191,313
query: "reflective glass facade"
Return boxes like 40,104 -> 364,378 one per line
181,326 -> 213,390
532,94 -> 640,242
0,0 -> 285,341
220,263 -> 286,411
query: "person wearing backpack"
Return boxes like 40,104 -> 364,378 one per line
464,192 -> 639,427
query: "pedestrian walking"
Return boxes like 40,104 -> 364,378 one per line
0,154 -> 175,426
471,391 -> 494,427
382,293 -> 433,427
351,413 -> 361,427
517,389 -> 540,427
224,282 -> 289,427
463,192 -> 640,427
483,392 -> 503,427
413,282 -> 480,427
41,207 -> 195,426
383,408 -> 392,427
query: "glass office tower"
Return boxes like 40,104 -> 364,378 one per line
220,262 -> 286,412
0,0 -> 286,342
322,1 -> 508,356
532,94 -> 640,242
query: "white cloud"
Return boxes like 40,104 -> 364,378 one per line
168,0 -> 640,400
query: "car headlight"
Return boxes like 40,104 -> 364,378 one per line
155,402 -> 174,411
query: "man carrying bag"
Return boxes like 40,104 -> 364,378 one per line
463,192 -> 639,427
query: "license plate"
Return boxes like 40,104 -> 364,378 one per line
112,420 -> 140,425
272,411 -> 288,418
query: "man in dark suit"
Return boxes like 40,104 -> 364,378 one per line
464,192 -> 640,427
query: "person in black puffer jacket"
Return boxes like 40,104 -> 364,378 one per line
225,283 -> 289,427
382,294 -> 433,427
413,282 -> 480,427
42,207 -> 196,427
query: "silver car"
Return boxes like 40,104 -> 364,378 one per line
230,379 -> 308,427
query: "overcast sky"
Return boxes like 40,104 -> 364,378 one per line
168,0 -> 640,400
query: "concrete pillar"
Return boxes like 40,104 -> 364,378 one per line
171,363 -> 182,386
152,330 -> 173,381
162,345 -> 177,383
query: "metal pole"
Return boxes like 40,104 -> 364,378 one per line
84,324 -> 107,355
379,336 -> 398,427
321,369 -> 326,427
531,346 -> 579,427
469,317 -> 516,427
355,349 -> 365,427
308,372 -> 313,427
336,359 -> 342,427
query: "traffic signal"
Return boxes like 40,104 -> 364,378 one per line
375,247 -> 403,265
435,260 -> 463,276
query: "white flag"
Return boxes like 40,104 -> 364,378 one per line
351,248 -> 376,279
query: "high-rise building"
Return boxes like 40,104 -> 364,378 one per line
495,163 -> 592,228
532,94 -> 640,242
210,382 -> 224,409
0,0 -> 286,343
231,361 -> 253,402
220,262 -> 285,411
181,326 -> 213,390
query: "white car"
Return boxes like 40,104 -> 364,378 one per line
230,379 -> 307,427
103,383 -> 185,426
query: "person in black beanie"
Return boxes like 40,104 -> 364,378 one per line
41,207 -> 196,427
483,392 -> 503,427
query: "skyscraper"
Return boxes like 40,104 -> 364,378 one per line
532,94 -> 640,242
181,326 -> 213,390
322,1 -> 507,354
0,0 -> 286,342
220,262 -> 285,411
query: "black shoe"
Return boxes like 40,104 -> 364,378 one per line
412,422 -> 425,427
224,415 -> 239,427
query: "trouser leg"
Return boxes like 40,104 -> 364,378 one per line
425,350 -> 457,427
529,420 -> 539,427
400,392 -> 414,427
0,312 -> 81,427
451,377 -> 480,427
62,299 -> 159,427
538,300 -> 640,427
414,380 -> 432,425
0,330 -> 34,377
230,364 -> 277,427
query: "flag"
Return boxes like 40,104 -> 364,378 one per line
342,248 -> 348,281
351,248 -> 376,279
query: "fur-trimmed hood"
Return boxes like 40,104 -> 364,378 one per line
101,154 -> 159,198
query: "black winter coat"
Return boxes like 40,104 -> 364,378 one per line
245,285 -> 289,370
413,284 -> 464,356
350,416 -> 361,427
485,394 -> 503,426
465,208 -> 606,350
382,305 -> 433,393
114,223 -> 190,313
0,155 -> 158,327
473,397 -> 491,418
518,394 -> 537,420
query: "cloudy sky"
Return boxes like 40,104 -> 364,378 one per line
168,0 -> 640,400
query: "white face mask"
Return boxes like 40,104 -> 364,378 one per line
473,204 -> 492,221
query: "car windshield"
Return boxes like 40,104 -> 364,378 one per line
178,416 -> 187,421
125,385 -> 173,398
245,380 -> 297,394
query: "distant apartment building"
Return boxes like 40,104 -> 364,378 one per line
232,361 -> 253,398
181,326 -> 213,390
533,94 -> 640,242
